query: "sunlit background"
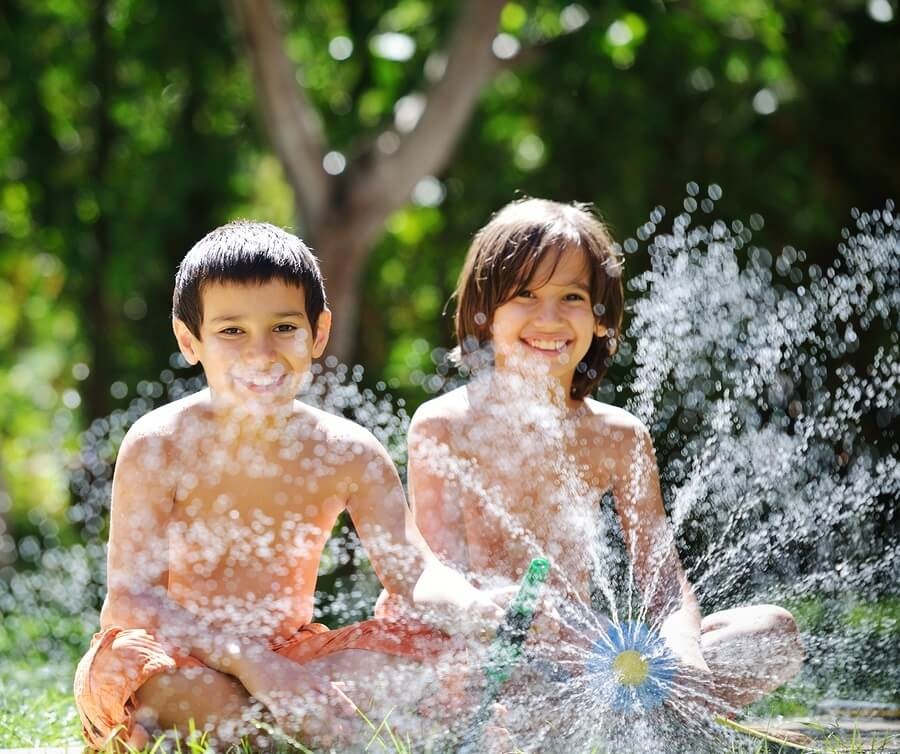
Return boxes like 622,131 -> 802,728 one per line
0,0 -> 898,747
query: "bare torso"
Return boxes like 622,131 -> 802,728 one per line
121,392 -> 371,643
410,381 -> 634,603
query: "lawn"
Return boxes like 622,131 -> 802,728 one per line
1,586 -> 897,752
0,613 -> 85,747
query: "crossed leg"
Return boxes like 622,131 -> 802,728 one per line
135,664 -> 271,748
135,648 -> 437,750
133,606 -> 801,747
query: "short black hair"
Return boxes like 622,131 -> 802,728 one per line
172,220 -> 326,338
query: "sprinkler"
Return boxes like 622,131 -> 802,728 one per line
459,557 -> 551,752
585,620 -> 678,713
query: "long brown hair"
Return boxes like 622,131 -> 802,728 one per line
454,198 -> 624,400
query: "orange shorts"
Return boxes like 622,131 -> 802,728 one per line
73,619 -> 448,750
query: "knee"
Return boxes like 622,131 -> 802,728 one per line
759,605 -> 805,670
759,605 -> 798,634
136,665 -> 249,729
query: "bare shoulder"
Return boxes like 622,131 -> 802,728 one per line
408,387 -> 471,442
580,398 -> 653,465
117,390 -> 210,464
110,393 -> 214,524
292,399 -> 388,465
581,398 -> 647,434
291,402 -> 405,500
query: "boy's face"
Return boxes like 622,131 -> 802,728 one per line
173,279 -> 330,407
491,245 -> 607,392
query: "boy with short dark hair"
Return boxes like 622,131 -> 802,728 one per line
74,221 -> 499,750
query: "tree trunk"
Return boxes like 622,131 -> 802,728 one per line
314,201 -> 388,363
229,0 -> 517,364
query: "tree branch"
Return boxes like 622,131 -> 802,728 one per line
228,0 -> 330,232
353,0 -> 507,214
496,32 -> 568,72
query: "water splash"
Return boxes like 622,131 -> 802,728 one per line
623,197 -> 898,709
399,196 -> 898,751
1,194 -> 897,752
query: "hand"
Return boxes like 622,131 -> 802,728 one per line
525,599 -> 566,649
238,650 -> 355,741
484,584 -> 520,611
661,637 -> 731,715
412,561 -> 504,636
659,620 -> 709,673
671,642 -> 711,676
659,626 -> 708,679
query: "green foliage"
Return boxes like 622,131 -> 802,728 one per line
356,0 -> 900,391
0,0 -> 255,535
0,612 -> 86,746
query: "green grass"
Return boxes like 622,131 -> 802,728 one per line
70,723 -> 898,754
0,613 -> 86,747
0,670 -> 81,747
718,716 -> 898,753
1,605 -> 897,753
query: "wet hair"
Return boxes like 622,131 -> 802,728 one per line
454,197 -> 624,400
172,220 -> 326,338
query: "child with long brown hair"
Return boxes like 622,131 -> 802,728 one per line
390,198 -> 803,732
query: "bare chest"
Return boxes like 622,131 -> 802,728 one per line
170,469 -> 343,559
448,422 -> 611,582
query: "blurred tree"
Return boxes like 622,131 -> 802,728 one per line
0,0 -> 254,420
223,0 -> 899,374
0,0 -> 255,533
228,0 -> 591,360
352,0 -> 900,391
1,0 -> 898,543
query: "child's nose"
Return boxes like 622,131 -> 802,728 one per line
533,299 -> 563,324
244,334 -> 276,363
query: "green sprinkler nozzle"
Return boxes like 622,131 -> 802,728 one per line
484,556 -> 551,685
459,557 -> 551,752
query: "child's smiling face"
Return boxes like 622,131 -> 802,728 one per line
490,245 -> 607,394
174,279 -> 330,407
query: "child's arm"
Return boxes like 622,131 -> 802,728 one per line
610,419 -> 709,672
345,427 -> 500,632
101,423 -> 194,636
407,410 -> 470,571
101,421 -> 328,695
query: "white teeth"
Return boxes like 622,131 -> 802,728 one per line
526,339 -> 566,351
238,375 -> 281,387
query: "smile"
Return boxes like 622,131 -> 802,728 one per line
233,374 -> 288,393
522,338 -> 569,354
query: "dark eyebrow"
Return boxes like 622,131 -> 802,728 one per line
273,311 -> 307,319
210,311 -> 306,323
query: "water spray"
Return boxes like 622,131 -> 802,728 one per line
585,620 -> 678,713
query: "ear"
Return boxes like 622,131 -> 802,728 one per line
311,308 -> 332,359
594,322 -> 609,338
173,319 -> 201,365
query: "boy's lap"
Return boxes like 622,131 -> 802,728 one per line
74,617 -> 452,749
134,663 -> 252,725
